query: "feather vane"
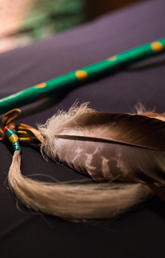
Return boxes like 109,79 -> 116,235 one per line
39,104 -> 165,186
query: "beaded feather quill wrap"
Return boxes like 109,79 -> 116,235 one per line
1,103 -> 165,220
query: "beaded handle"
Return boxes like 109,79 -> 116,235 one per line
4,126 -> 21,151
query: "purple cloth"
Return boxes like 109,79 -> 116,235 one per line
0,0 -> 165,257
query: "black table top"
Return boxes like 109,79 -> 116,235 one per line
0,0 -> 165,257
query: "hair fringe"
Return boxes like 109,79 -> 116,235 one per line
8,151 -> 152,220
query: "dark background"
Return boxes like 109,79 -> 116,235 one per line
0,0 -> 165,257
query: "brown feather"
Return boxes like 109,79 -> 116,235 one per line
39,107 -> 165,188
7,105 -> 165,220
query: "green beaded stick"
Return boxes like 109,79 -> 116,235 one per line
0,39 -> 165,114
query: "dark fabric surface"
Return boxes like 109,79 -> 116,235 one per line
0,0 -> 165,257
